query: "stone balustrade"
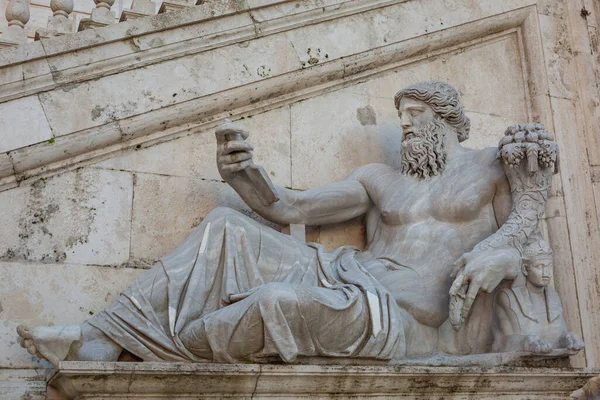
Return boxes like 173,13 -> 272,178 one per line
35,0 -> 74,39
0,0 -> 197,45
0,0 -> 30,46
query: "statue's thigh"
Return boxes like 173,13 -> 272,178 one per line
200,207 -> 319,285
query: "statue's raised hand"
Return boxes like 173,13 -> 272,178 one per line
449,248 -> 520,328
215,119 -> 254,182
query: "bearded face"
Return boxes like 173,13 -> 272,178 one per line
401,118 -> 447,180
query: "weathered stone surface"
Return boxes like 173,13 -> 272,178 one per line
47,362 -> 600,400
128,172 -> 274,267
0,168 -> 133,265
290,89 -> 383,189
0,261 -> 142,368
290,34 -> 527,188
538,15 -> 578,100
550,96 -> 600,367
0,96 -> 53,153
0,368 -> 46,399
315,217 -> 366,251
38,33 -> 300,137
95,106 -> 292,187
0,153 -> 14,179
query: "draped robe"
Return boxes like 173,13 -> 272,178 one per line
89,207 -> 413,363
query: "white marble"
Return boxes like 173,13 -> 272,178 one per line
0,96 -> 53,153
0,168 -> 133,265
38,33 -> 300,136
95,106 -> 292,187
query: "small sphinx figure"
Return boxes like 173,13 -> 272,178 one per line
492,238 -> 584,354
15,80 -> 580,366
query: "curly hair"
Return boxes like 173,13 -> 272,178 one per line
394,81 -> 471,143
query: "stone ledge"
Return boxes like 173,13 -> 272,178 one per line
47,361 -> 600,399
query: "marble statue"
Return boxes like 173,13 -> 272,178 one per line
491,238 -> 584,354
16,81 -> 581,366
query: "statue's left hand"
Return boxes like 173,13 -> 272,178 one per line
449,248 -> 520,325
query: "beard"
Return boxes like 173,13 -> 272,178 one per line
401,119 -> 448,180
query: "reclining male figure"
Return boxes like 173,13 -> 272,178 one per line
18,81 -> 523,365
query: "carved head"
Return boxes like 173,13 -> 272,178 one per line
521,239 -> 554,288
394,81 -> 470,142
393,81 -> 470,179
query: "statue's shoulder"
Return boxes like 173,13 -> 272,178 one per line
350,163 -> 394,182
470,146 -> 500,165
469,146 -> 507,182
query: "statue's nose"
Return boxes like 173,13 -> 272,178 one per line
400,114 -> 411,129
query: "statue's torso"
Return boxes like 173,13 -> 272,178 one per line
355,147 -> 509,326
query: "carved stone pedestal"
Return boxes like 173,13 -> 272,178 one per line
47,362 -> 599,399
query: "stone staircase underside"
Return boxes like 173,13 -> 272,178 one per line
0,0 -> 542,192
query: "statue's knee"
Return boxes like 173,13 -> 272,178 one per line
204,207 -> 238,222
255,283 -> 298,306
204,207 -> 254,227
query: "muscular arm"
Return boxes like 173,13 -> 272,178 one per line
214,121 -> 372,226
228,172 -> 371,226
450,124 -> 559,328
492,169 -> 512,228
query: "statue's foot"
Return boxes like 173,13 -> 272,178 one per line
525,337 -> 552,355
563,332 -> 585,352
17,324 -> 81,366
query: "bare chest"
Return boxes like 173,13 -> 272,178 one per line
366,168 -> 496,225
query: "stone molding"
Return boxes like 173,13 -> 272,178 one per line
0,0 -> 401,102
46,361 -> 600,399
0,3 -> 543,193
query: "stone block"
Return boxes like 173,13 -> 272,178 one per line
466,112 -> 515,150
538,15 -> 578,99
0,96 -> 53,153
315,217 -> 366,251
38,33 -> 300,137
290,88 -> 387,189
283,0 -> 535,70
0,261 -> 142,368
129,173 -> 277,267
551,96 -> 600,366
95,106 -> 292,187
0,153 -> 14,179
0,368 -> 46,399
0,168 -> 133,266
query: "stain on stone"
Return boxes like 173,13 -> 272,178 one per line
1,170 -> 101,264
148,37 -> 164,48
91,101 -> 138,122
229,0 -> 246,11
128,38 -> 142,52
257,65 -> 271,78
0,301 -> 3,314
581,7 -> 591,19
357,105 -> 377,126
91,105 -> 106,121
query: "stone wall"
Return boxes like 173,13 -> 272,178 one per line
1,0 -> 600,398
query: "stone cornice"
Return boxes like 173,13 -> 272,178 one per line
47,361 -> 600,399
